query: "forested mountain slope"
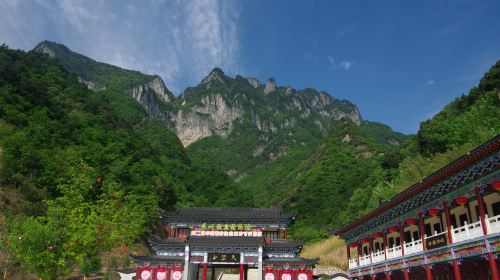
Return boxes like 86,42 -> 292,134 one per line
0,45 -> 248,278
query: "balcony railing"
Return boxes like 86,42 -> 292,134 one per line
348,214 -> 500,270
359,255 -> 371,266
486,214 -> 500,235
451,220 -> 483,243
386,245 -> 402,259
371,250 -> 385,263
404,238 -> 423,255
348,257 -> 358,269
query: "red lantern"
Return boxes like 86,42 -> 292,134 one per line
373,232 -> 382,239
428,209 -> 440,216
349,243 -> 357,248
360,238 -> 369,244
406,218 -> 417,226
455,197 -> 468,206
388,226 -> 398,233
493,181 -> 500,191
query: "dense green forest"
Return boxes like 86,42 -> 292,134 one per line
0,45 -> 249,278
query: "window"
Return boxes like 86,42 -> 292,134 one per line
433,223 -> 441,234
451,214 -> 457,228
425,223 -> 432,236
404,231 -> 412,243
375,242 -> 380,251
413,231 -> 420,241
388,237 -> 394,248
475,205 -> 480,221
363,246 -> 368,255
395,237 -> 400,246
459,214 -> 468,227
493,201 -> 500,217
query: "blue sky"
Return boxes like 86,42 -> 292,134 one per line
1,0 -> 499,133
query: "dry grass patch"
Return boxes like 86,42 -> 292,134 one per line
299,236 -> 347,270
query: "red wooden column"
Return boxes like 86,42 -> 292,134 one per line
443,200 -> 453,243
475,186 -> 488,235
452,260 -> 462,280
398,222 -> 405,256
418,211 -> 426,251
202,263 -> 208,280
488,252 -> 500,280
403,268 -> 409,280
385,271 -> 391,280
346,244 -> 351,264
357,242 -> 361,266
369,235 -> 374,264
425,264 -> 432,280
284,228 -> 288,239
239,263 -> 244,280
383,230 -> 388,260
371,273 -> 376,280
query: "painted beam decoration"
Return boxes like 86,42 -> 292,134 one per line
208,252 -> 240,263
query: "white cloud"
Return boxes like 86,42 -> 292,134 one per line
326,56 -> 352,70
426,80 -> 435,86
0,0 -> 241,94
339,61 -> 352,70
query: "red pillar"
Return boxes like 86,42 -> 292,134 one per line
347,244 -> 351,264
475,186 -> 488,235
357,243 -> 361,266
240,264 -> 244,280
425,264 -> 432,280
383,230 -> 388,260
399,222 -> 405,256
369,235 -> 374,263
371,274 -> 376,280
419,211 -> 426,250
203,263 -> 208,280
488,252 -> 500,280
403,268 -> 409,280
452,260 -> 462,280
443,200 -> 453,243
385,271 -> 391,280
284,228 -> 288,239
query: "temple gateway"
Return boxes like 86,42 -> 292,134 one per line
132,208 -> 318,280
337,135 -> 500,280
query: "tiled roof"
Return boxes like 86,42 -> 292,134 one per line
187,236 -> 264,247
161,207 -> 293,224
338,134 -> 500,241
149,237 -> 184,245
264,258 -> 319,266
265,240 -> 303,249
130,255 -> 184,263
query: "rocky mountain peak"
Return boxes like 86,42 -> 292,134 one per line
264,78 -> 277,94
33,41 -> 56,57
201,67 -> 227,86
247,78 -> 261,88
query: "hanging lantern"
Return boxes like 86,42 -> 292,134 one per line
492,181 -> 500,191
388,226 -> 398,233
373,232 -> 383,239
349,243 -> 357,248
455,197 -> 468,206
406,218 -> 417,226
360,238 -> 369,244
428,209 -> 440,216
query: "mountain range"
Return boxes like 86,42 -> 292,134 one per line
1,40 -> 498,278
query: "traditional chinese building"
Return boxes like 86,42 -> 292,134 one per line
337,135 -> 500,280
131,207 -> 318,280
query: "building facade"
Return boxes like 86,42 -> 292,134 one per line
338,135 -> 500,280
132,208 -> 318,280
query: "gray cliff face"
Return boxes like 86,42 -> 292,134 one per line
175,93 -> 244,146
263,78 -> 277,94
247,78 -> 261,88
128,76 -> 175,126
33,43 -> 56,57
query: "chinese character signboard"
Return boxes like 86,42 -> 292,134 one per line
425,233 -> 448,250
208,253 -> 240,263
